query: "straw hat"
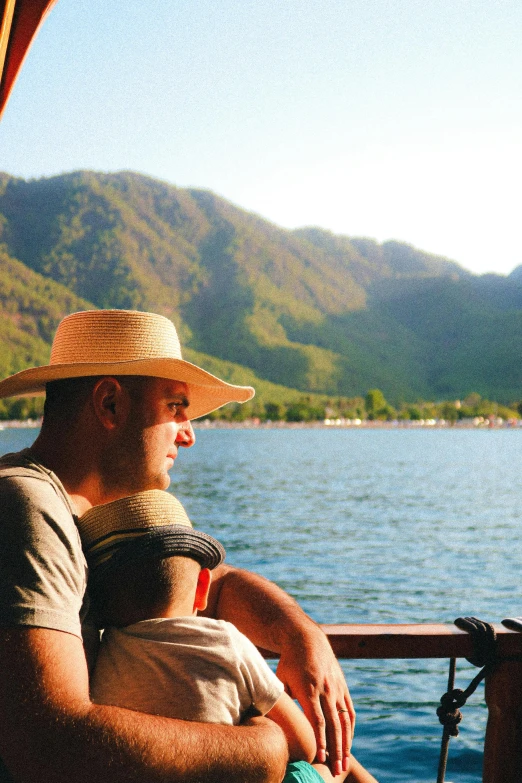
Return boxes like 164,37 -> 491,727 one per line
78,489 -> 225,580
0,310 -> 254,420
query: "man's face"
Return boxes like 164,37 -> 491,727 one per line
103,377 -> 196,496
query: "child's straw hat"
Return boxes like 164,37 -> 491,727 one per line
78,489 -> 225,580
0,309 -> 254,420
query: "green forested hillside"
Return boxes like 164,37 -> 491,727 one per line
0,170 -> 521,406
0,247 -> 92,377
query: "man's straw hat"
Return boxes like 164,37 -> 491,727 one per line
0,309 -> 254,420
78,489 -> 225,580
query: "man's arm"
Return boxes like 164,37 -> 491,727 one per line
0,627 -> 288,783
205,564 -> 355,777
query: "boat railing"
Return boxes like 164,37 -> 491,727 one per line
262,624 -> 522,783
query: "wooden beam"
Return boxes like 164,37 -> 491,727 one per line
0,0 -> 58,120
259,623 -> 522,660
0,0 -> 17,86
323,623 -> 522,659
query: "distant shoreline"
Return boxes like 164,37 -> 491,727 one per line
193,417 -> 522,430
1,417 -> 520,432
0,419 -> 43,430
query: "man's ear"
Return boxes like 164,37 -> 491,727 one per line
91,377 -> 130,431
194,568 -> 212,612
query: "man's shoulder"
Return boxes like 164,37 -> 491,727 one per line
0,448 -> 67,491
0,449 -> 73,517
0,449 -> 51,481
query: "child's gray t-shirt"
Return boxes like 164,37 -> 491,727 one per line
91,615 -> 284,724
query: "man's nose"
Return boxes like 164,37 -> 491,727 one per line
176,421 -> 196,448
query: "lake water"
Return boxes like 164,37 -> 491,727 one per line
2,426 -> 521,782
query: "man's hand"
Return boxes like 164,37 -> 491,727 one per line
276,624 -> 355,778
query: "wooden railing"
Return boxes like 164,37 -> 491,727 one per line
265,624 -> 522,783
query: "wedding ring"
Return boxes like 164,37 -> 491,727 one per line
338,709 -> 349,713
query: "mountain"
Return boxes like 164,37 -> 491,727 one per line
0,170 -> 521,405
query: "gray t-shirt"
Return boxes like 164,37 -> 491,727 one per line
91,616 -> 284,724
0,449 -> 88,638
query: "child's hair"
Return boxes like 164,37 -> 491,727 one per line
89,554 -> 202,628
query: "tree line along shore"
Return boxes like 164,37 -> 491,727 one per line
204,389 -> 521,426
2,389 -> 519,427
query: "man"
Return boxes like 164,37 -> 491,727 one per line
0,309 -> 354,783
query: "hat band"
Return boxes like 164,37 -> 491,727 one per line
86,525 -> 225,580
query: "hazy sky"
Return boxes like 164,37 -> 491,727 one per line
1,0 -> 521,275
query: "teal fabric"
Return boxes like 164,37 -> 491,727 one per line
282,761 -> 324,783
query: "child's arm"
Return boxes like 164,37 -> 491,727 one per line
265,691 -> 316,763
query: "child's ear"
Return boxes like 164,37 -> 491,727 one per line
193,568 -> 211,612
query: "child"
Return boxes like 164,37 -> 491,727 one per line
78,490 -> 378,783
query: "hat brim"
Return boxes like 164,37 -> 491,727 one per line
88,524 -> 226,581
0,357 -> 254,420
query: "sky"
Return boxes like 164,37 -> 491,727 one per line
1,0 -> 521,276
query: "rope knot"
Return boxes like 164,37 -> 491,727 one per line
437,688 -> 465,736
454,616 -> 497,668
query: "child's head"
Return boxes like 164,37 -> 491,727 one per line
77,490 -> 225,627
